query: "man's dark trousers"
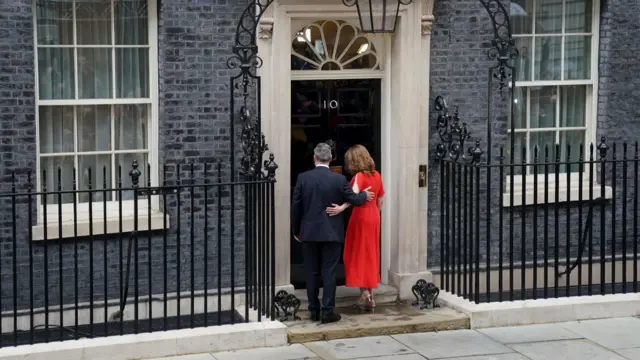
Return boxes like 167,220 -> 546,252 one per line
302,241 -> 342,314
290,165 -> 368,317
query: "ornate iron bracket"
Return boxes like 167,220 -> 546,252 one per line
273,290 -> 301,321
434,96 -> 483,164
479,0 -> 519,93
227,0 -> 278,180
412,279 -> 440,310
240,107 -> 278,180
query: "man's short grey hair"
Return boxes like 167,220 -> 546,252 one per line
314,143 -> 333,163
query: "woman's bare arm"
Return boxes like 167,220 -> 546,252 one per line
326,175 -> 360,216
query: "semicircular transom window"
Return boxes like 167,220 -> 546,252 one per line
291,20 -> 380,71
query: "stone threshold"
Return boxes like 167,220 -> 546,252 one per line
294,284 -> 399,309
283,302 -> 470,343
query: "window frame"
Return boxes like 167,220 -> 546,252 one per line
504,0 -> 605,206
510,0 -> 600,167
32,0 -> 160,227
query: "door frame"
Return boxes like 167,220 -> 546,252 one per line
289,78 -> 385,288
288,25 -> 391,284
259,2 -> 415,289
287,23 -> 392,287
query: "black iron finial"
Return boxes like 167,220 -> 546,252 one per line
598,136 -> 609,160
129,160 -> 141,188
264,152 -> 278,180
471,140 -> 483,164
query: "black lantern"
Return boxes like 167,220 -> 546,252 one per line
342,0 -> 413,33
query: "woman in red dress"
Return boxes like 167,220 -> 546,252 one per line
326,145 -> 384,310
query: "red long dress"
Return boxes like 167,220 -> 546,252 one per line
344,171 -> 385,289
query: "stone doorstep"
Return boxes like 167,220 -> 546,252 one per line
284,302 -> 470,343
295,284 -> 399,309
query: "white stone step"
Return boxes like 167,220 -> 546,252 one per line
294,284 -> 399,309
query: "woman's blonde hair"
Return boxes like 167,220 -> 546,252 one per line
345,145 -> 375,176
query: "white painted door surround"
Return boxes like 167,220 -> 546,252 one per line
257,0 -> 435,300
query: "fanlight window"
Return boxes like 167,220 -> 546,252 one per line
291,20 -> 380,71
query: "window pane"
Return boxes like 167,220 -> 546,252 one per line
514,37 -> 532,81
115,0 -> 148,45
41,156 -> 75,204
560,130 -> 585,172
560,86 -> 586,127
117,153 -> 149,200
535,0 -> 563,34
530,87 -> 557,128
532,133 -> 558,174
36,1 -> 73,45
508,132 -> 526,175
534,37 -> 561,80
116,48 -> 149,98
38,48 -> 75,100
564,36 -> 591,80
39,106 -> 74,154
75,0 -> 112,45
530,132 -> 556,169
77,105 -> 111,152
78,155 -> 113,202
566,0 -> 592,33
512,87 -> 527,129
115,105 -> 148,150
510,0 -> 534,34
78,48 -> 112,99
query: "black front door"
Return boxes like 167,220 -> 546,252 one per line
290,79 -> 381,289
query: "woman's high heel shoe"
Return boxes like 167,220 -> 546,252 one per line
363,293 -> 376,312
358,290 -> 371,310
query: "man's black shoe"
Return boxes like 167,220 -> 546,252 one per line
321,312 -> 341,324
309,311 -> 320,321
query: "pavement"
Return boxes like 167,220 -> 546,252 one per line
150,316 -> 640,360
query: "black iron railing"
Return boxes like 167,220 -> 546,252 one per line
438,137 -> 640,303
0,160 -> 276,348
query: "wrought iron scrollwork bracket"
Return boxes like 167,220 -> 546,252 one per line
434,96 -> 483,164
273,290 -> 301,321
412,279 -> 440,310
478,0 -> 519,93
240,107 -> 278,180
229,1 -> 278,180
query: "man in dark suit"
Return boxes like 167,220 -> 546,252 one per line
291,143 -> 374,324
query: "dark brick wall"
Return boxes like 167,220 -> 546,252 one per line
427,0 -> 640,284
428,0 -> 507,269
0,0 -> 38,311
596,0 -> 640,143
0,0 -> 256,314
0,0 -> 36,185
156,0 -> 250,297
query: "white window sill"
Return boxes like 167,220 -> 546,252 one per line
32,211 -> 170,241
502,175 -> 613,207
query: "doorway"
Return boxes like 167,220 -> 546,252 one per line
290,79 -> 382,289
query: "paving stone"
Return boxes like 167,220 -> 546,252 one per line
393,329 -> 513,359
152,355 -> 215,360
559,317 -> 640,350
442,355 -> 529,360
509,339 -> 627,360
304,336 -> 414,359
351,355 -> 427,360
212,344 -> 318,360
616,347 -> 640,360
478,324 -> 582,344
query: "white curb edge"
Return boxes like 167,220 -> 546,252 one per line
438,291 -> 640,329
0,319 -> 287,360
